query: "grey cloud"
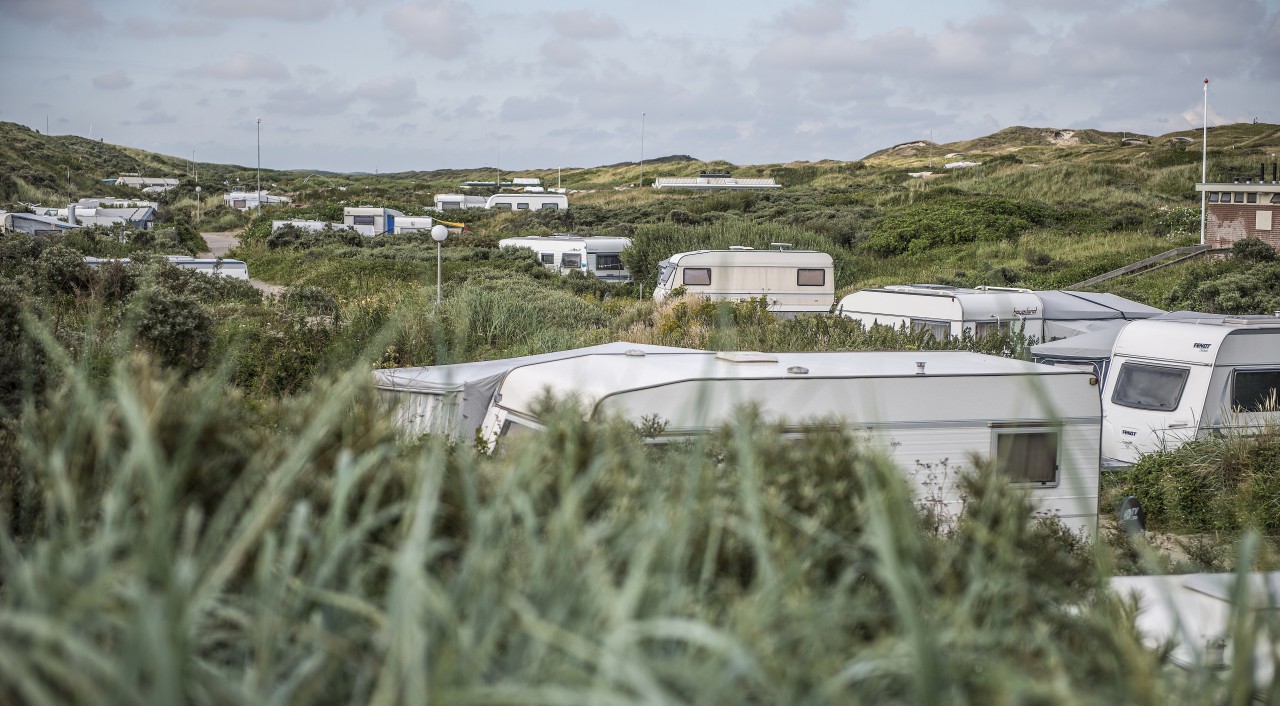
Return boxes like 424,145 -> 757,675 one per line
8,0 -> 105,28
181,0 -> 338,21
183,53 -> 292,81
499,95 -> 573,121
549,10 -> 623,40
539,39 -> 586,65
775,0 -> 853,36
93,70 -> 133,90
383,1 -> 477,59
263,83 -> 355,116
432,95 -> 487,121
131,17 -> 227,37
353,76 -> 422,116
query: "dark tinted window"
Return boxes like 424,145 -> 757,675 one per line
1232,369 -> 1280,411
561,253 -> 581,268
797,268 -> 826,286
683,268 -> 711,286
1208,192 -> 1218,202
995,431 -> 1058,484
540,253 -> 554,264
1112,363 -> 1190,411
352,215 -> 375,225
540,203 -> 560,210
596,254 -> 623,271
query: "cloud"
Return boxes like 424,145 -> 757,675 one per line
92,70 -> 133,90
180,0 -> 338,21
353,76 -> 422,116
183,53 -> 292,81
383,1 -> 477,59
774,0 -> 853,36
8,0 -> 105,28
549,10 -> 623,40
263,83 -> 355,116
131,17 -> 227,36
499,95 -> 573,121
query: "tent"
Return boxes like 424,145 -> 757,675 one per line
1036,290 -> 1164,340
373,342 -> 702,440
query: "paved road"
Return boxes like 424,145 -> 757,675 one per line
199,231 -> 284,295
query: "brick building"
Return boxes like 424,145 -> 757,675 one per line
1195,167 -> 1279,250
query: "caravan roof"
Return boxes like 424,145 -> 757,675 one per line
667,249 -> 833,267
492,350 -> 1090,422
1036,291 -> 1164,321
1112,316 -> 1280,366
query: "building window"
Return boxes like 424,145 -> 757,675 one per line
683,268 -> 712,286
1232,369 -> 1280,411
910,318 -> 950,340
595,254 -> 623,271
541,203 -> 560,210
561,253 -> 582,268
1208,192 -> 1219,203
1234,192 -> 1245,203
1111,362 -> 1190,411
352,215 -> 375,225
797,268 -> 826,286
517,203 -> 531,210
1258,211 -> 1273,231
1247,193 -> 1258,204
539,253 -> 554,264
992,428 -> 1059,484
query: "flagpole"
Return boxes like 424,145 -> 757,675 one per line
1200,78 -> 1208,246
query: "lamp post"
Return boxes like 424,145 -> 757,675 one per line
195,186 -> 201,224
256,117 -> 262,213
431,224 -> 449,309
1200,79 -> 1208,246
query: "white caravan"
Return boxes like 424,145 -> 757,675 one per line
1111,572 -> 1278,699
372,342 -> 699,440
652,248 -> 836,316
498,235 -> 633,282
343,207 -> 404,236
480,350 -> 1102,536
837,285 -> 1161,341
434,193 -> 488,211
82,256 -> 250,280
1100,316 -> 1280,467
487,193 -> 568,212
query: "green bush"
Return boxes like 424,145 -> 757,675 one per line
1232,236 -> 1277,262
866,196 -> 1053,256
127,288 -> 214,371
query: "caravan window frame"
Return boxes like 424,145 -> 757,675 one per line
910,318 -> 950,340
561,253 -> 582,268
1111,362 -> 1190,411
1230,368 -> 1280,412
595,253 -> 623,271
797,268 -> 826,286
539,252 -> 555,264
990,425 -> 1060,486
351,215 -> 376,226
683,268 -> 712,286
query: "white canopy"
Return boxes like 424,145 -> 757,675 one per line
373,342 -> 701,439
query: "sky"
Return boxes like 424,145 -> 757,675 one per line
1,0 -> 1277,173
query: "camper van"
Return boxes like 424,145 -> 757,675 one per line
1100,316 -> 1280,467
837,285 -> 1160,341
652,248 -> 835,316
498,235 -> 633,282
480,350 -> 1103,535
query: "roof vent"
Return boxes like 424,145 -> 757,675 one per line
716,351 -> 778,363
770,242 -> 794,250
624,349 -> 647,357
916,362 -> 926,375
728,245 -> 754,251
787,366 -> 809,375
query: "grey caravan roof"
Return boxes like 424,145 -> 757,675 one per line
1030,310 -> 1229,361
373,342 -> 702,439
1036,291 -> 1165,321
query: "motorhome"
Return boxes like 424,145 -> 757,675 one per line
497,235 -> 633,282
480,350 -> 1103,535
1100,316 -> 1280,467
487,193 -> 568,212
372,342 -> 699,440
652,247 -> 835,316
837,286 -> 1161,341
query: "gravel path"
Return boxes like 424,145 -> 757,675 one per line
199,231 -> 285,296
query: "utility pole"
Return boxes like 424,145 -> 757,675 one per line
640,112 -> 646,188
256,117 -> 263,213
1200,79 -> 1209,246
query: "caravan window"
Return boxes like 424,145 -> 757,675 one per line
1232,369 -> 1280,411
233,199 -> 247,209
352,215 -> 376,225
1111,362 -> 1190,411
517,203 -> 531,210
539,253 -> 555,264
561,253 -> 582,268
596,254 -> 623,271
683,268 -> 712,286
541,203 -> 560,210
797,268 -> 826,286
657,260 -> 676,286
910,318 -> 950,340
993,428 -> 1059,484
974,321 -> 1003,337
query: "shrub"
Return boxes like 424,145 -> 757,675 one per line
1232,236 -> 1277,262
127,288 -> 214,371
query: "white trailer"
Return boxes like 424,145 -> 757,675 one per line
1100,316 -> 1280,467
83,256 -> 250,280
271,219 -> 347,233
434,194 -> 488,211
837,286 -> 1161,341
1111,572 -> 1278,698
480,350 -> 1103,536
653,248 -> 835,316
498,235 -> 633,282
343,207 -> 405,236
372,342 -> 700,440
487,193 -> 568,212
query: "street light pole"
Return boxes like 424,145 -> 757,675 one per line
431,225 -> 449,309
195,186 -> 201,224
640,112 -> 645,188
1200,79 -> 1208,246
256,117 -> 262,213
